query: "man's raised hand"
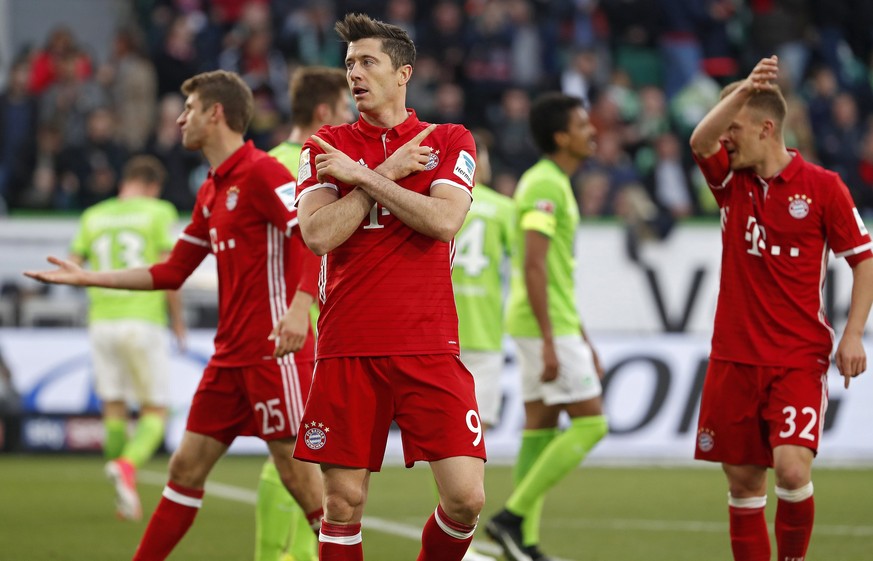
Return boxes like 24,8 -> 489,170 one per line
747,55 -> 779,92
311,135 -> 363,185
376,123 -> 438,181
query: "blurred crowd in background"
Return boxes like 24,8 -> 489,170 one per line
2,0 -> 873,235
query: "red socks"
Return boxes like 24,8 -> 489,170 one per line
728,495 -> 770,561
775,484 -> 815,561
317,505 -> 476,561
727,483 -> 815,561
319,520 -> 363,561
417,504 -> 477,561
132,481 -> 204,561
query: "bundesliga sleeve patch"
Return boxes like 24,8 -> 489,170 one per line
297,148 -> 312,183
273,181 -> 298,211
453,150 -> 476,187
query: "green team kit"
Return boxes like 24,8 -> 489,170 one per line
452,184 -> 515,352
71,197 -> 178,324
506,158 -> 581,337
269,141 -> 303,173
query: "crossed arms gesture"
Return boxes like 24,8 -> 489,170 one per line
297,123 -> 472,254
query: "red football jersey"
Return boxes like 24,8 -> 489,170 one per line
154,141 -> 315,366
695,146 -> 873,368
295,110 -> 476,358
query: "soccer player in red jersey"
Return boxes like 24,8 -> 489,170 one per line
293,13 -> 486,561
690,55 -> 873,561
25,70 -> 324,561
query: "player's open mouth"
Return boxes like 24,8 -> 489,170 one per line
353,87 -> 369,97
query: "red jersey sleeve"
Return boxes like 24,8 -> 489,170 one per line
431,125 -> 476,197
250,157 -> 297,235
823,172 -> 873,267
150,192 -> 212,288
692,145 -> 732,207
150,235 -> 210,289
295,126 -> 337,202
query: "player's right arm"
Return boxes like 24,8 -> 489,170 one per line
27,229 -> 209,291
25,256 -> 156,289
523,229 -> 559,382
294,128 -> 376,255
297,186 -> 375,256
689,55 -> 779,159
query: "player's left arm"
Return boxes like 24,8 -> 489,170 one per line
360,175 -> 471,242
271,289 -> 315,358
835,256 -> 873,387
827,176 -> 873,387
270,236 -> 319,358
250,160 -> 319,357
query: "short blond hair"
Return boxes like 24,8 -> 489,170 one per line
720,80 -> 787,127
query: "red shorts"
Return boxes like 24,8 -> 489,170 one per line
695,359 -> 828,467
187,358 -> 314,445
293,354 -> 487,471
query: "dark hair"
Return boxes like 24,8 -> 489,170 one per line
529,93 -> 584,155
290,66 -> 348,127
181,70 -> 253,133
335,13 -> 416,69
720,80 -> 787,127
122,155 -> 167,186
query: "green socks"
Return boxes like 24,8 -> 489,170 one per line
255,461 -> 317,561
286,504 -> 318,561
507,416 -> 608,521
103,417 -> 127,460
120,413 -> 166,468
514,428 -> 558,546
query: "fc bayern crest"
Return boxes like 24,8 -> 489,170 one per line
226,186 -> 240,211
787,194 -> 811,219
424,149 -> 439,171
697,429 -> 715,452
304,426 -> 327,450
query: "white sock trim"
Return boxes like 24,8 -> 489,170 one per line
434,507 -> 477,540
728,493 -> 767,509
162,486 -> 203,508
775,482 -> 814,503
319,532 -> 363,546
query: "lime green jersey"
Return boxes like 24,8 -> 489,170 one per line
71,197 -> 179,325
269,141 -> 303,174
506,158 -> 581,337
452,184 -> 515,351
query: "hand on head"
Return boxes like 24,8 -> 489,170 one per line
748,55 -> 779,92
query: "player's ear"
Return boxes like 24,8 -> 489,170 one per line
398,64 -> 413,87
210,102 -> 223,124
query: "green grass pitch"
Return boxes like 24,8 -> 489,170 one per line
1,455 -> 871,560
